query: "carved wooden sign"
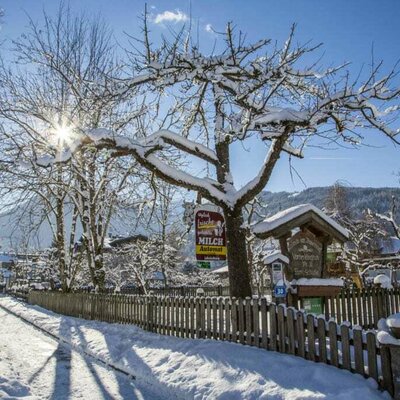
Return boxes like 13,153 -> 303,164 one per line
288,231 -> 323,279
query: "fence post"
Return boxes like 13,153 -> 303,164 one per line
146,296 -> 153,331
377,289 -> 385,320
377,315 -> 400,398
381,344 -> 400,400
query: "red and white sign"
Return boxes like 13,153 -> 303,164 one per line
195,205 -> 227,261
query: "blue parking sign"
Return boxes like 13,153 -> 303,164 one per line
274,285 -> 287,298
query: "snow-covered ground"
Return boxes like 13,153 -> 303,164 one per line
0,296 -> 389,399
0,305 -> 161,399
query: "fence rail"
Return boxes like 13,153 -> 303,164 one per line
27,291 -> 394,395
75,285 -> 233,297
294,287 -> 400,329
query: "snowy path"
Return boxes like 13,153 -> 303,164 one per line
0,307 -> 161,399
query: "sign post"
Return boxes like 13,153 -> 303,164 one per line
195,205 -> 227,263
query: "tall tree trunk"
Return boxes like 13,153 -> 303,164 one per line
55,203 -> 66,291
93,256 -> 105,291
55,166 -> 68,292
224,208 -> 252,298
213,95 -> 253,298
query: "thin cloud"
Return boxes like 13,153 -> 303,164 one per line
310,157 -> 353,160
154,10 -> 188,24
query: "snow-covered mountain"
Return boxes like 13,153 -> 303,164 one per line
0,204 -> 150,251
259,187 -> 400,218
0,186 -> 398,250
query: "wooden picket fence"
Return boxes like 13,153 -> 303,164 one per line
294,287 -> 400,329
27,291 -> 394,395
75,285 -> 232,297
131,285 -> 231,297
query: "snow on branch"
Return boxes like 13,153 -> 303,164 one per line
31,22 -> 400,217
374,196 -> 400,239
143,130 -> 219,165
233,130 -> 291,208
116,22 -> 400,154
37,128 -> 231,207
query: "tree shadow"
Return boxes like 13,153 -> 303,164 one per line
50,326 -> 72,400
72,321 -> 150,399
28,349 -> 57,384
51,316 -> 148,399
67,317 -> 364,398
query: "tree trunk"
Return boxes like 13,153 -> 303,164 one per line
55,191 -> 67,292
93,255 -> 105,292
224,209 -> 252,298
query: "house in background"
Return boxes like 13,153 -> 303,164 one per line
360,236 -> 400,285
0,253 -> 16,270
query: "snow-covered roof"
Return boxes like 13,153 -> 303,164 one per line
149,271 -> 165,281
379,236 -> 400,255
263,251 -> 289,265
211,265 -> 228,274
0,268 -> 12,277
108,234 -> 148,248
252,204 -> 349,241
0,254 -> 15,263
361,264 -> 389,275
290,278 -> 344,287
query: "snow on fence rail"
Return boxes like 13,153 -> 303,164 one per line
104,285 -> 232,297
27,291 -> 394,395
7,285 -> 234,299
293,287 -> 400,330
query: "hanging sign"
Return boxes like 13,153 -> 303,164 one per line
195,205 -> 227,261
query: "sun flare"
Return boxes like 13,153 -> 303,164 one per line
54,123 -> 73,141
49,119 -> 75,147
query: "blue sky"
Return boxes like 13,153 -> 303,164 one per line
1,0 -> 400,192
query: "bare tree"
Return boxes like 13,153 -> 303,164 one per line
375,195 -> 400,240
105,236 -> 182,294
325,182 -> 352,220
0,6 -> 148,291
243,196 -> 271,293
324,183 -> 387,268
143,179 -> 188,286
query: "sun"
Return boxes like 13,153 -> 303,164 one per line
49,119 -> 75,147
54,123 -> 73,141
